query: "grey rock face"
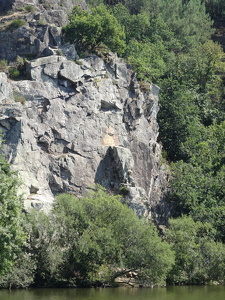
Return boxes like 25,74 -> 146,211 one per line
0,23 -> 62,61
0,53 -> 168,220
0,0 -> 87,13
0,0 -> 83,61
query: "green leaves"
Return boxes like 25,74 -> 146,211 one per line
63,5 -> 126,55
23,186 -> 174,287
53,186 -> 174,285
168,121 -> 225,240
166,216 -> 225,284
126,39 -> 167,81
0,142 -> 26,275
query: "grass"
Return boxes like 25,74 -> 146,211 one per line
6,19 -> 26,31
24,5 -> 35,13
13,91 -> 26,104
9,67 -> 20,78
0,60 -> 7,72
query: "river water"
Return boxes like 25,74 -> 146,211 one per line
1,286 -> 225,300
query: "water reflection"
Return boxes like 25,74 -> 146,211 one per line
1,286 -> 225,300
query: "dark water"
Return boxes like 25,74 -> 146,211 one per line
0,286 -> 225,300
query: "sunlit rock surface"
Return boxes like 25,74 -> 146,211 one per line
0,53 -> 168,220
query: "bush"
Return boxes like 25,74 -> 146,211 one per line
0,253 -> 35,289
24,5 -> 35,13
0,60 -> 7,72
9,67 -> 20,78
13,91 -> 26,104
166,216 -> 225,284
6,19 -> 26,31
56,49 -> 63,56
0,136 -> 26,275
24,186 -> 174,287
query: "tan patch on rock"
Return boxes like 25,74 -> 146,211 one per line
102,127 -> 119,146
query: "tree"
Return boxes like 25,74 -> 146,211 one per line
203,0 -> 225,17
168,121 -> 225,240
189,40 -> 225,92
51,186 -> 174,286
126,40 -> 167,81
110,4 -> 151,43
19,186 -> 173,287
0,136 -> 26,275
63,5 -> 126,56
166,216 -> 225,284
158,81 -> 202,161
148,0 -> 213,52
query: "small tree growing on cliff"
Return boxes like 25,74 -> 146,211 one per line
63,4 -> 126,56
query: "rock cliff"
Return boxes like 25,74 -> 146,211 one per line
0,0 -> 169,223
0,0 -> 86,61
0,53 -> 168,221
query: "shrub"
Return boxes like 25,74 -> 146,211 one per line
24,186 -> 174,287
166,216 -> 225,284
139,80 -> 151,93
9,67 -> 20,78
51,186 -> 174,286
0,253 -> 35,289
0,137 -> 26,275
24,5 -> 35,13
56,49 -> 63,56
13,92 -> 26,104
0,60 -> 7,72
6,19 -> 26,31
16,55 -> 25,67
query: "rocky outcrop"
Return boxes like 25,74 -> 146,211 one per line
0,0 -> 87,13
0,53 -> 168,220
0,0 -> 85,61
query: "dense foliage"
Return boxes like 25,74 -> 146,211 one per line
166,216 -> 225,284
63,5 -> 126,55
0,187 -> 174,288
0,137 -> 26,276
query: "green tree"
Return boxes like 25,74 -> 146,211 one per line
166,216 -> 225,284
203,0 -> 225,17
52,186 -> 174,286
25,210 -> 64,287
126,40 -> 167,81
110,4 -> 150,43
190,40 -> 225,92
20,187 -> 173,287
0,136 -> 26,275
158,81 -> 202,161
167,0 -> 213,50
168,121 -> 225,240
63,4 -> 126,55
